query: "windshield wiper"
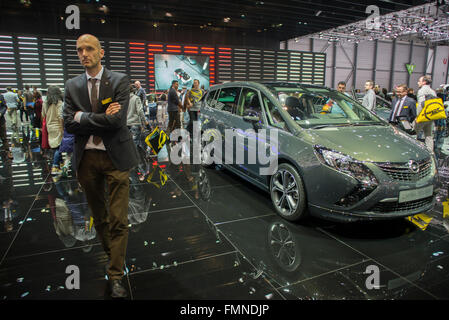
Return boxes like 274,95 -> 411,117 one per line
350,122 -> 385,126
311,123 -> 353,129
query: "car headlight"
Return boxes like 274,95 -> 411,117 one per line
314,145 -> 378,188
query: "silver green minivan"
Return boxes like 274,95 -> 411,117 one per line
199,82 -> 438,222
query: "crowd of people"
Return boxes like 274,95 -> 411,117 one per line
337,75 -> 447,154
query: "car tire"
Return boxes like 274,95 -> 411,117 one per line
270,163 -> 307,221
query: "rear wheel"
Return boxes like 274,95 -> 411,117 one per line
270,163 -> 307,221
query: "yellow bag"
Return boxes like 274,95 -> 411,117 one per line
416,98 -> 446,123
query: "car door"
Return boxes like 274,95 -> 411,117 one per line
228,86 -> 268,181
204,86 -> 241,164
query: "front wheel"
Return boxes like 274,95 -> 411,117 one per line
270,163 -> 307,221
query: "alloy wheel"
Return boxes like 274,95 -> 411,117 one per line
271,169 -> 300,216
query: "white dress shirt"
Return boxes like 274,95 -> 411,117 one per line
75,67 -> 106,151
391,96 -> 406,122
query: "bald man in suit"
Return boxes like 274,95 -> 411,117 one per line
63,34 -> 139,298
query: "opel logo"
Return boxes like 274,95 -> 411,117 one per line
408,160 -> 419,173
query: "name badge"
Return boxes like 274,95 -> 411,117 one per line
102,97 -> 112,105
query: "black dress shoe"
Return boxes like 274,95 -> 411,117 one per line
109,279 -> 128,298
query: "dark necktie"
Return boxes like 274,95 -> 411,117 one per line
90,78 -> 102,145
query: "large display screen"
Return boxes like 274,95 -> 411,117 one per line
154,54 -> 210,90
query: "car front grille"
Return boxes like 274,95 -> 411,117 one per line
376,158 -> 432,182
371,196 -> 434,213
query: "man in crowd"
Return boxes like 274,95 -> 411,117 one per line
63,34 -> 139,298
167,80 -> 182,137
362,80 -> 376,112
388,84 -> 416,125
415,75 -> 437,151
134,81 -> 146,112
185,79 -> 204,139
3,87 -> 19,130
336,81 -> 351,97
0,93 -> 13,159
23,85 -> 34,125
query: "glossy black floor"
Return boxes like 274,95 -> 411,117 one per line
1,124 -> 449,300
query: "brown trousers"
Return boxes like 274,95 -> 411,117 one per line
78,149 -> 130,280
167,111 -> 180,136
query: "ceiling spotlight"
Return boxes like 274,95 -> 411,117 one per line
224,17 -> 231,23
100,18 -> 106,24
153,23 -> 158,27
241,14 -> 246,18
165,12 -> 173,17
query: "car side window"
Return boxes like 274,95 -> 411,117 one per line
206,89 -> 218,108
216,87 -> 240,113
236,88 -> 263,120
261,94 -> 287,131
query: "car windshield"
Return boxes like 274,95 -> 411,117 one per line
268,85 -> 385,129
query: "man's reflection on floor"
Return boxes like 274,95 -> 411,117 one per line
44,176 -> 96,250
0,159 -> 16,232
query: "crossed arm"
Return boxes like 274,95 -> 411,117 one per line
63,76 -> 129,136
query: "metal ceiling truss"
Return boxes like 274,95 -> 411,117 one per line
294,1 -> 449,45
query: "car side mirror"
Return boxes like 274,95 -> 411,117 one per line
243,115 -> 259,123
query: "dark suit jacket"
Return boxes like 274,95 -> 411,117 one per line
0,94 -> 7,124
63,67 -> 139,171
389,96 -> 417,123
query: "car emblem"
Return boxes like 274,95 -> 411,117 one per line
408,160 -> 419,173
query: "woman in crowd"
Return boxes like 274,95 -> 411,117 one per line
16,90 -> 28,124
41,86 -> 64,175
147,95 -> 158,126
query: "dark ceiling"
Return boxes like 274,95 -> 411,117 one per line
0,0 -> 431,48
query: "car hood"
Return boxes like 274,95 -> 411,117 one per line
303,125 -> 430,163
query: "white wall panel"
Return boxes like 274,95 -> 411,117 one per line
376,41 -> 392,70
426,48 -> 434,74
288,39 -> 310,52
375,71 -> 390,89
336,43 -> 354,68
395,43 -> 410,72
411,44 -> 427,74
433,46 -> 449,86
356,41 -> 374,70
